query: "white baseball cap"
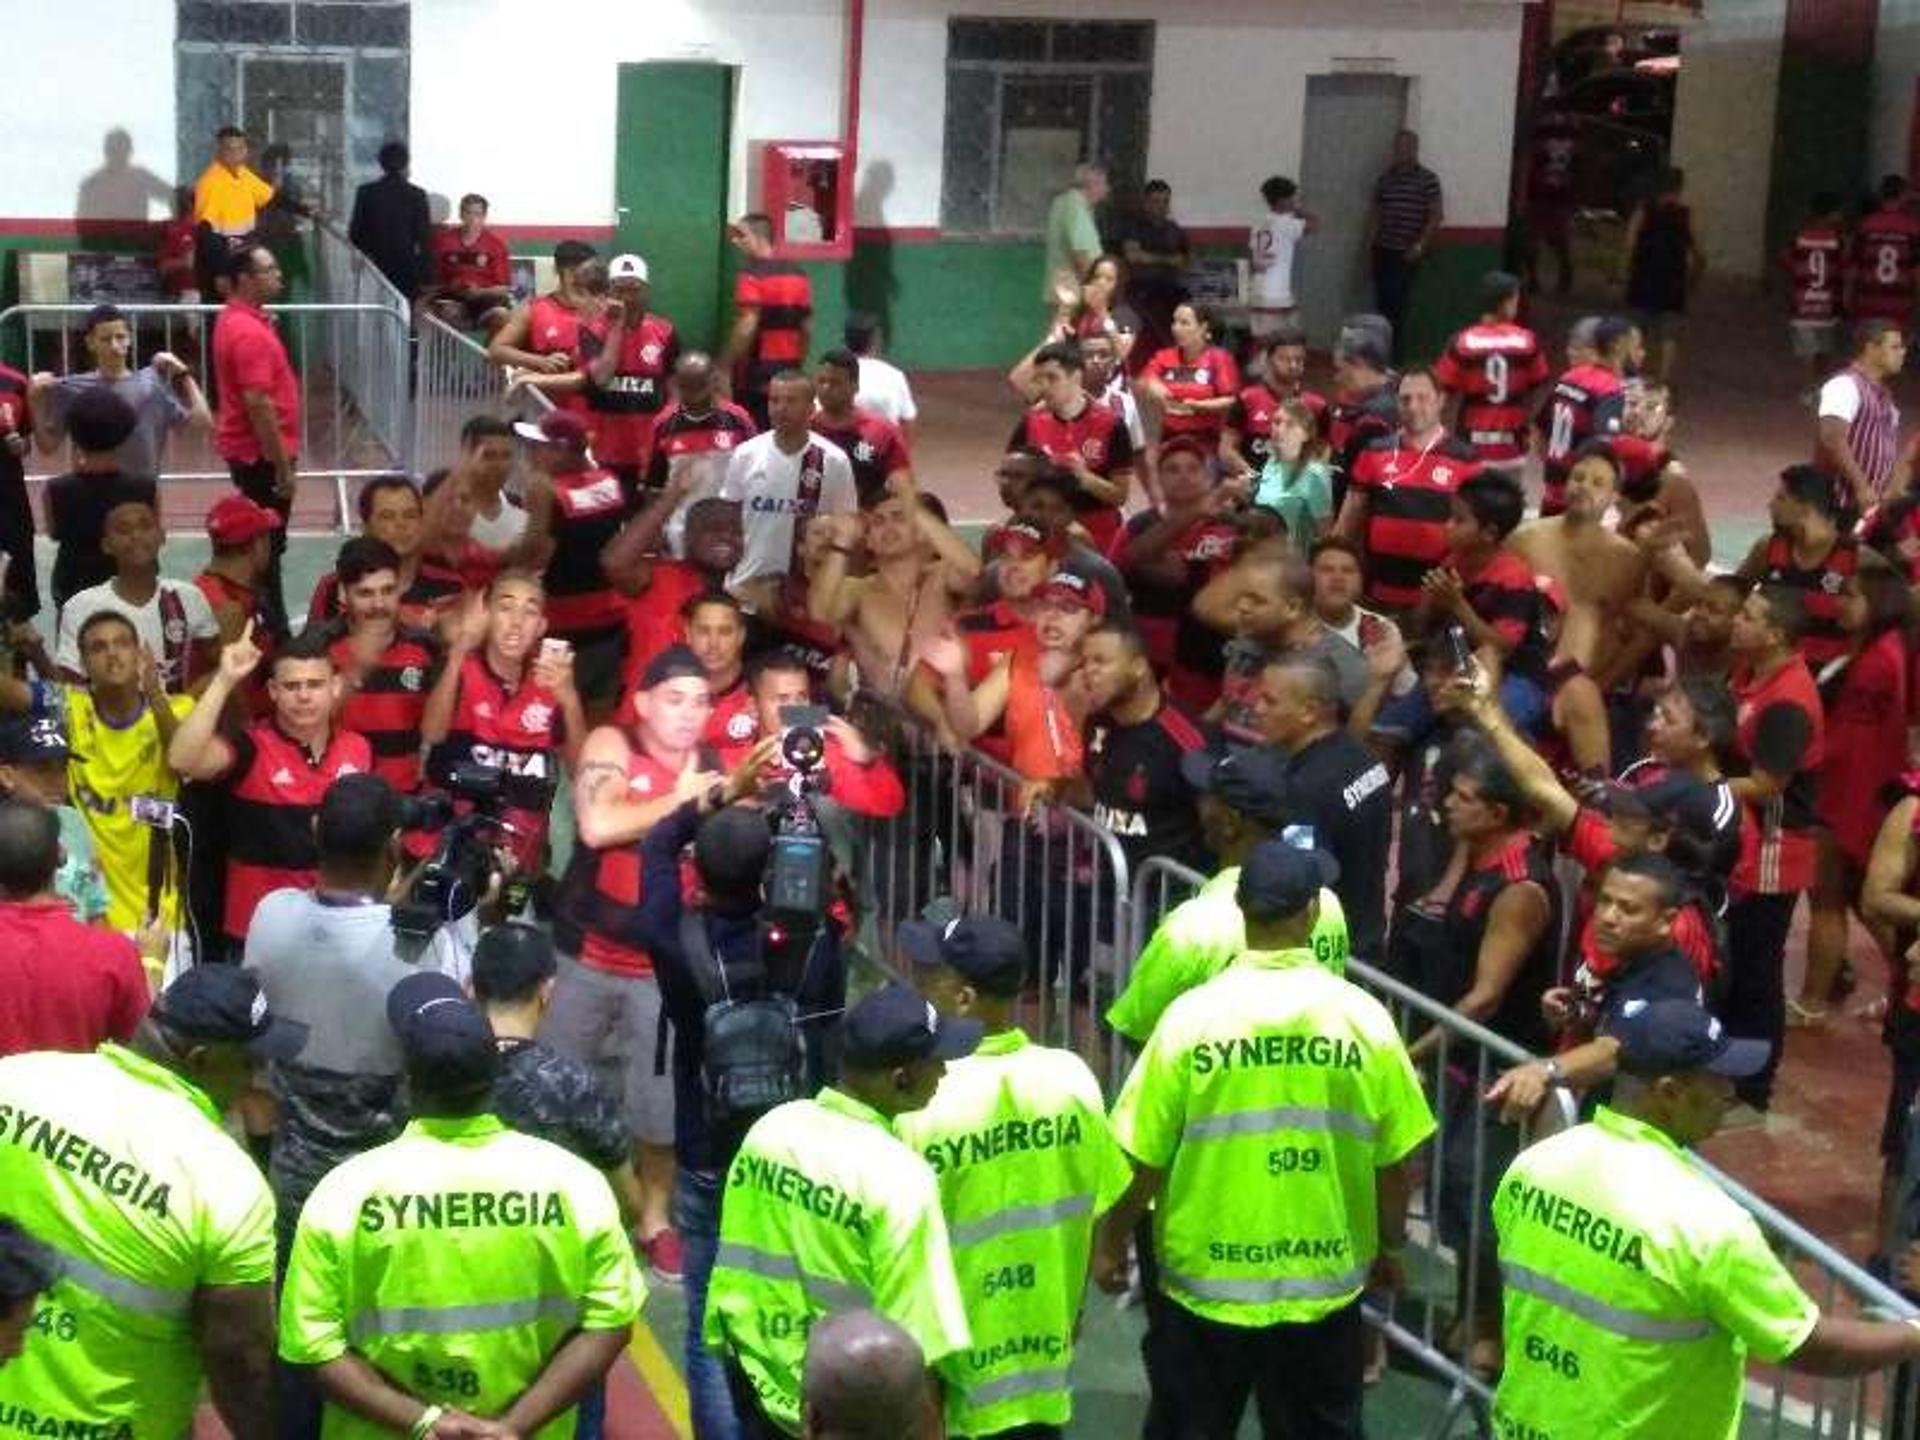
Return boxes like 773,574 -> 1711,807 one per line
608,253 -> 649,282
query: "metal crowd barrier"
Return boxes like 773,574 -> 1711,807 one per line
412,312 -> 555,477
1129,855 -> 1920,1438
308,219 -> 412,477
2,301 -> 410,532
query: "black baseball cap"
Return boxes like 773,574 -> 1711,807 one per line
386,970 -> 499,1094
1180,746 -> 1293,828
1615,770 -> 1741,878
0,715 -> 73,765
470,922 -> 557,1004
641,644 -> 707,689
1237,838 -> 1339,922
843,983 -> 983,1069
151,965 -> 309,1062
1608,998 -> 1770,1079
899,915 -> 1027,998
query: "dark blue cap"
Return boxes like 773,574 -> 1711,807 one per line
1180,745 -> 1294,828
641,644 -> 707,690
844,983 -> 983,1068
0,715 -> 72,765
1237,838 -> 1338,921
153,964 -> 308,1062
386,970 -> 499,1093
1608,999 -> 1770,1079
899,915 -> 1027,997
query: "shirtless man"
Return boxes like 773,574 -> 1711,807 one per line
1613,384 -> 1709,566
808,473 -> 981,700
1510,440 -> 1646,673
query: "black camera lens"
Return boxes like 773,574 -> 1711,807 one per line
781,725 -> 825,773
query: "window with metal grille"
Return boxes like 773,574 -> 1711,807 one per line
176,1 -> 409,219
941,19 -> 1154,236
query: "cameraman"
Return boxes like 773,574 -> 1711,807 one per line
633,802 -> 847,1440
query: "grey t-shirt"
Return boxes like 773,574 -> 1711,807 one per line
243,888 -> 415,1222
44,368 -> 190,478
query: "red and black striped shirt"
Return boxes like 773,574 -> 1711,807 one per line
328,626 -> 441,793
222,723 -> 373,939
1349,432 -> 1482,610
1759,531 -> 1858,668
811,408 -> 912,508
736,260 -> 812,384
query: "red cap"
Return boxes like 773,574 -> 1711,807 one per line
986,520 -> 1066,561
206,494 -> 283,547
1036,569 -> 1106,616
513,410 -> 591,447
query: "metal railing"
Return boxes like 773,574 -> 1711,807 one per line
413,311 -> 554,477
855,698 -> 1133,1083
2,301 -> 411,532
308,219 -> 412,479
1125,855 -> 1920,1438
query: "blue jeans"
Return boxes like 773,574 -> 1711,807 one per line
676,1167 -> 742,1440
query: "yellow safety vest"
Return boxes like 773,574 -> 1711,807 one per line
0,1044 -> 276,1440
895,1029 -> 1133,1434
1110,951 -> 1434,1327
1492,1105 -> 1820,1439
704,1087 -> 971,1435
278,1112 -> 644,1440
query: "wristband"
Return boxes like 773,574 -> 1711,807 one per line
1544,1058 -> 1568,1087
409,1405 -> 445,1440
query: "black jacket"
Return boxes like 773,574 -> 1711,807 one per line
349,173 -> 432,296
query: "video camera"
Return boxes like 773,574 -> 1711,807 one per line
763,704 -> 832,927
392,761 -> 527,940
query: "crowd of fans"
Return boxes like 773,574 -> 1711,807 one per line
14,119 -> 1920,1439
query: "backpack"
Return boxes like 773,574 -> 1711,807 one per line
678,908 -> 820,1128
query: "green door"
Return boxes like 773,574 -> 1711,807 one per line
615,62 -> 735,353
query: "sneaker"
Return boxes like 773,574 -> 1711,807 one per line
641,1227 -> 685,1286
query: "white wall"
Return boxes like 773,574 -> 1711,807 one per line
863,0 -> 1523,231
413,0 -> 1521,234
411,0 -> 845,228
1874,0 -> 1920,182
1669,1 -> 1787,277
0,0 -> 1522,237
0,1 -> 178,220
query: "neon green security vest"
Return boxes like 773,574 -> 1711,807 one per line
1107,867 -> 1349,1044
1492,1105 -> 1820,1439
279,1112 -> 643,1440
894,1029 -> 1133,1435
0,1045 -> 277,1440
1110,952 -> 1433,1327
704,1087 -> 972,1435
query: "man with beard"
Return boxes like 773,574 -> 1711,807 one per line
607,479 -> 747,687
1222,323 -> 1326,480
322,537 -> 443,797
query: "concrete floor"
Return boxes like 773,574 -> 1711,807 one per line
166,267 -> 1910,1438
